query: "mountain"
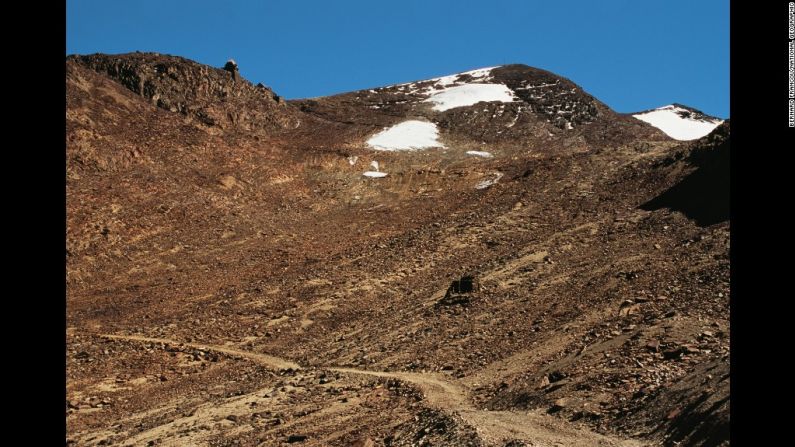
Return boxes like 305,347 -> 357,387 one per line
66,53 -> 729,447
631,104 -> 724,141
293,64 -> 669,151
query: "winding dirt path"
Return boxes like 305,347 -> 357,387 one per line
100,334 -> 301,370
101,333 -> 646,446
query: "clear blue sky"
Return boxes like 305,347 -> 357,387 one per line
66,0 -> 729,118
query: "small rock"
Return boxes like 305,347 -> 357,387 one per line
352,437 -> 376,447
666,408 -> 681,420
287,434 -> 308,443
548,371 -> 567,383
549,398 -> 568,413
619,304 -> 641,316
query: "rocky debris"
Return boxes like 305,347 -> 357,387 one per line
384,408 -> 483,447
492,64 -> 600,129
351,436 -> 376,447
67,52 -> 729,447
503,441 -> 531,447
548,397 -> 570,413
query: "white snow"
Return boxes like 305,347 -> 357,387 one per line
517,82 -> 560,90
370,66 -> 524,113
428,66 -> 499,87
632,105 -> 723,141
363,171 -> 388,178
424,84 -> 518,111
461,67 -> 499,78
366,120 -> 445,151
398,66 -> 500,89
466,150 -> 493,158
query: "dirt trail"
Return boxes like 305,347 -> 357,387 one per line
331,368 -> 644,447
102,334 -> 646,446
100,334 -> 302,370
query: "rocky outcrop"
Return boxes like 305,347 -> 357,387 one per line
67,52 -> 301,134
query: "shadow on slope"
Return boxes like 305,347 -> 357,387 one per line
641,122 -> 729,227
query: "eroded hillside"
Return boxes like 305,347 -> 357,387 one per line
66,53 -> 729,447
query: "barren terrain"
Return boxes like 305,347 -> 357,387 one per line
67,53 -> 729,446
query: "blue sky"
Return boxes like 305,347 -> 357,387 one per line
66,0 -> 729,118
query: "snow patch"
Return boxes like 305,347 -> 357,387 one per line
390,66 -> 503,96
424,84 -> 517,111
466,150 -> 493,158
632,105 -> 723,141
363,171 -> 388,178
366,120 -> 445,151
427,66 -> 499,87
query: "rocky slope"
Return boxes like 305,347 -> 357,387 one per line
66,53 -> 729,447
69,52 -> 302,135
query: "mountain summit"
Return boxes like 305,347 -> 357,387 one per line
631,104 -> 724,140
294,63 -> 669,151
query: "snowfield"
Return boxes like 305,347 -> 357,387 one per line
632,105 -> 723,141
383,66 -> 518,111
367,120 -> 445,151
424,84 -> 517,111
391,66 -> 518,112
397,66 -> 500,89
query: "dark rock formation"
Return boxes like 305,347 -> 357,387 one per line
67,52 -> 300,134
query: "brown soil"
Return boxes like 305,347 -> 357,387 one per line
67,53 -> 729,447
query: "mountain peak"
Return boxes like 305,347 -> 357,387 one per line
632,104 -> 723,140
